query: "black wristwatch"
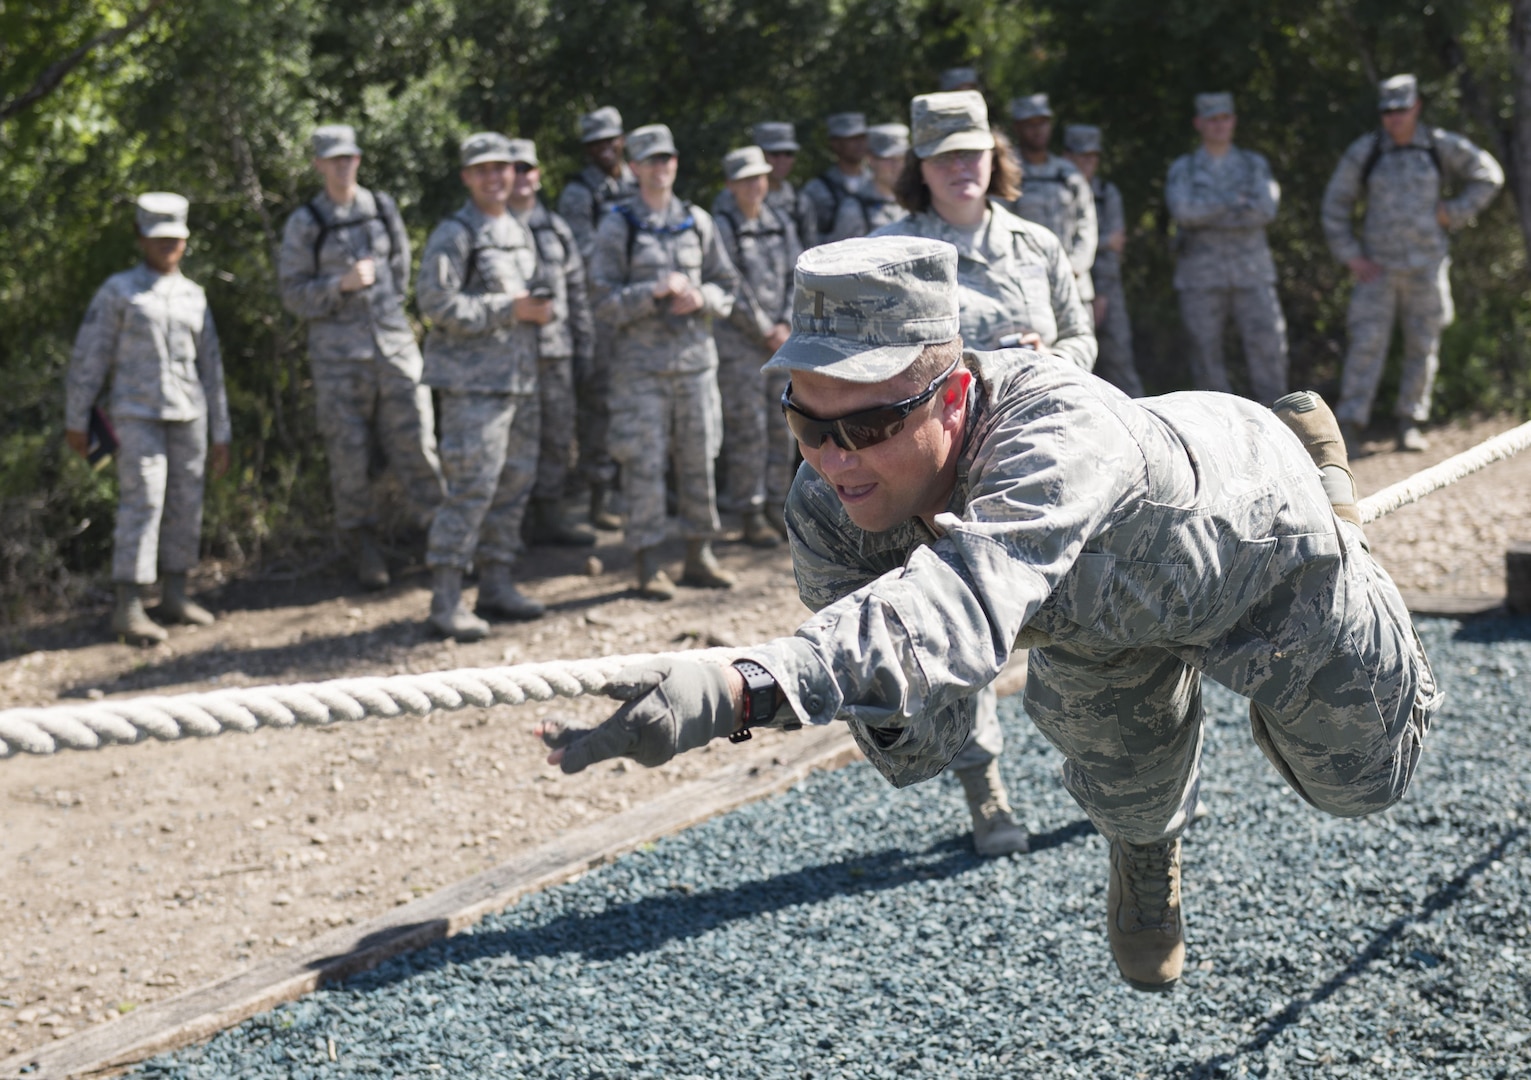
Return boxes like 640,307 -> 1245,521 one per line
730,659 -> 785,743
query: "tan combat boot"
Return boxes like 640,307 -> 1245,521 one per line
476,562 -> 545,621
1397,419 -> 1430,453
955,760 -> 1029,856
159,572 -> 215,626
350,529 -> 391,591
634,547 -> 676,601
1106,836 -> 1185,992
589,483 -> 623,531
427,568 -> 489,641
680,540 -> 736,589
1272,391 -> 1362,528
524,497 -> 597,547
741,509 -> 782,549
112,584 -> 168,646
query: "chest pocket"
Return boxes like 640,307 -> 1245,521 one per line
128,293 -> 201,370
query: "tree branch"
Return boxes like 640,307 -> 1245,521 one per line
0,0 -> 169,123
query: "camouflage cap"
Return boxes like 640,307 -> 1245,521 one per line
461,132 -> 514,167
1063,124 -> 1101,154
722,145 -> 772,181
910,91 -> 995,159
1195,92 -> 1235,119
763,236 -> 961,383
826,112 -> 868,138
579,106 -> 624,143
752,121 -> 800,153
135,192 -> 190,239
1379,73 -> 1419,111
867,122 -> 910,159
310,124 -> 361,159
626,124 -> 677,162
505,138 -> 538,166
938,66 -> 980,92
1008,93 -> 1052,121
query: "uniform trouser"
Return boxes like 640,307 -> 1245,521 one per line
1093,275 -> 1144,398
949,685 -> 1003,773
717,341 -> 795,513
1336,262 -> 1453,427
533,352 -> 577,500
426,390 -> 538,570
1022,520 -> 1437,847
312,357 -> 444,531
1178,283 -> 1289,405
608,368 -> 722,552
112,415 -> 207,585
575,325 -> 616,489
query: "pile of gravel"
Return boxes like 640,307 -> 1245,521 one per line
132,616 -> 1530,1079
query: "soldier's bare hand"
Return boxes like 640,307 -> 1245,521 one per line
64,429 -> 89,460
1346,256 -> 1383,284
1106,229 -> 1126,255
340,258 -> 376,293
1436,203 -> 1451,229
1091,296 -> 1108,328
766,322 -> 791,351
668,285 -> 703,316
209,442 -> 231,480
513,294 -> 555,326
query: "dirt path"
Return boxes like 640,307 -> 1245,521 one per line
2,413 -> 1528,1056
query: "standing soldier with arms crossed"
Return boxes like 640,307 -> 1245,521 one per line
65,193 -> 231,644
1064,123 -> 1144,397
799,113 -> 872,247
557,107 -> 638,530
588,124 -> 741,599
279,124 -> 444,590
712,145 -> 801,545
504,137 -> 598,549
1322,74 -> 1503,454
416,133 -> 553,640
1008,94 -> 1098,312
1165,93 -> 1288,405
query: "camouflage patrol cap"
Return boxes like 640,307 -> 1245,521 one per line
763,236 -> 961,383
910,91 -> 995,159
938,66 -> 980,92
505,138 -> 538,166
1008,93 -> 1052,121
310,124 -> 361,159
752,122 -> 800,153
1195,92 -> 1235,119
580,106 -> 624,143
626,124 -> 677,161
135,192 -> 190,239
1379,74 -> 1419,111
722,146 -> 772,181
461,132 -> 514,167
867,123 -> 910,159
826,112 -> 868,138
1063,124 -> 1102,154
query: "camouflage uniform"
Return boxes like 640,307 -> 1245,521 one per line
589,193 -> 739,551
557,156 -> 639,491
513,199 -> 595,500
1010,153 -> 1098,303
828,190 -> 907,242
1089,174 -> 1143,397
1165,144 -> 1288,404
747,343 -> 1437,843
278,184 -> 444,530
712,183 -> 801,515
1321,103 -> 1503,426
416,200 -> 541,570
799,168 -> 870,247
67,263 -> 231,584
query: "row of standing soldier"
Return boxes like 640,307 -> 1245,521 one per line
63,70 -> 1502,647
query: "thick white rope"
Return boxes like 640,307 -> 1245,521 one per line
1358,420 -> 1531,524
4,421 -> 1528,759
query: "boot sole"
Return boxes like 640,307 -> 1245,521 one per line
1121,973 -> 1181,994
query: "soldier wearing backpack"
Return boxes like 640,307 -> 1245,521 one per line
278,124 -> 444,589
1322,74 -> 1503,454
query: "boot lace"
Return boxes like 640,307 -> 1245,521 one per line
1120,840 -> 1179,932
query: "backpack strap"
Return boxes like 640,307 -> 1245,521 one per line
1361,129 -> 1442,188
449,211 -> 482,287
307,193 -> 396,275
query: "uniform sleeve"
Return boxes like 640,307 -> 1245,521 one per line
414,220 -> 519,334
556,181 -> 599,261
1047,238 -> 1097,372
558,218 -> 596,367
779,216 -> 803,325
1436,129 -> 1504,229
277,206 -> 345,319
1101,183 -> 1126,246
197,305 -> 232,445
1207,151 -> 1280,230
795,187 -> 822,248
588,210 -> 660,328
1066,170 -> 1098,278
1321,138 -> 1369,264
694,211 -> 737,322
744,381 -> 1143,787
715,214 -> 773,342
379,194 -> 412,298
64,281 -> 124,432
1165,156 -> 1222,228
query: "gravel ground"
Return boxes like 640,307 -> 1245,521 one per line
127,614 -> 1531,1079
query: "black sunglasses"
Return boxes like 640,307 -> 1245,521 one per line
781,359 -> 960,451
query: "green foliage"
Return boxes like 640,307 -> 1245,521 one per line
1,0 -> 1527,618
